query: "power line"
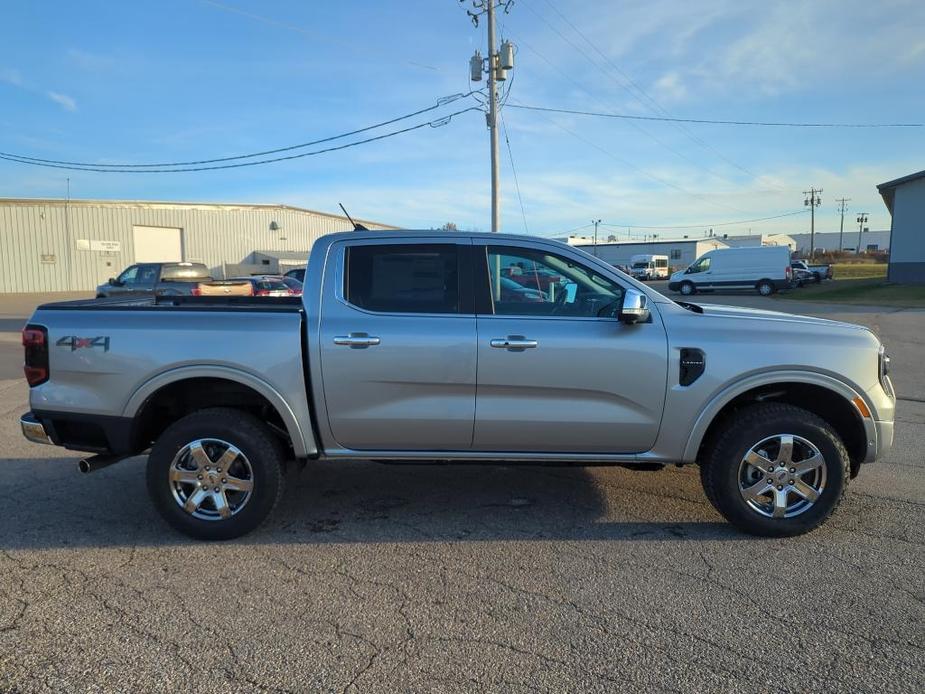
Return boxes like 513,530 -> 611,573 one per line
598,210 -> 809,230
513,36 -> 751,197
508,104 -> 923,128
520,2 -> 777,192
0,108 -> 478,173
500,115 -> 528,234
533,0 -> 772,184
1,92 -> 480,168
508,96 -> 754,217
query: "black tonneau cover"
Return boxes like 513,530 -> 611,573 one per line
38,295 -> 303,312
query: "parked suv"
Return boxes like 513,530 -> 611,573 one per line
96,262 -> 212,298
22,231 -> 894,541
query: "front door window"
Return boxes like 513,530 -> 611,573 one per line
485,247 -> 624,319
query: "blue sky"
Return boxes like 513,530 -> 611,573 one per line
1,0 -> 923,238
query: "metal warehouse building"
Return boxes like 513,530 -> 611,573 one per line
0,198 -> 396,293
877,170 -> 925,284
566,238 -> 730,271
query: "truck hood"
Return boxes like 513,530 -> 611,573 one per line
695,302 -> 867,332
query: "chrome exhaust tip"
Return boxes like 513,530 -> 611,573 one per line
78,454 -> 122,474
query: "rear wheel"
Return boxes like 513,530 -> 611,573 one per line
700,403 -> 849,537
146,407 -> 285,540
756,279 -> 775,296
679,281 -> 696,296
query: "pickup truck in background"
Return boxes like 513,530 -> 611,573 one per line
791,259 -> 833,283
96,262 -> 213,298
21,231 -> 894,541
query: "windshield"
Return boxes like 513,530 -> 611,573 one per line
632,262 -> 651,269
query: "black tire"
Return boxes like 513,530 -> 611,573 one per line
756,279 -> 775,296
679,281 -> 696,296
146,407 -> 285,541
813,272 -> 822,284
699,403 -> 849,537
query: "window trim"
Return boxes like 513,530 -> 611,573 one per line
473,244 -> 626,321
335,240 -> 474,317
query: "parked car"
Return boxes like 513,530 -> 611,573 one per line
20,230 -> 894,541
791,259 -> 833,283
280,276 -> 303,296
284,268 -> 305,283
96,262 -> 212,298
629,254 -> 669,281
227,276 -> 294,297
790,263 -> 815,287
501,262 -> 561,292
668,246 -> 792,296
499,276 -> 546,302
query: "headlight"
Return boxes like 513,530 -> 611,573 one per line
878,344 -> 893,394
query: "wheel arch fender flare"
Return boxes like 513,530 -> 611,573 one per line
122,365 -> 317,458
682,370 -> 875,463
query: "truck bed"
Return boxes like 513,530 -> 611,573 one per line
39,295 -> 303,312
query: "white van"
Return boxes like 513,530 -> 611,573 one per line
629,254 -> 669,281
668,246 -> 792,296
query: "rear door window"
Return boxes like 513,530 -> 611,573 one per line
345,244 -> 459,314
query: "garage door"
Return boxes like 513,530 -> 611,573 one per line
133,225 -> 183,263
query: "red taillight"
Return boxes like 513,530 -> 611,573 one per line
22,325 -> 49,386
191,286 -> 202,296
785,266 -> 792,277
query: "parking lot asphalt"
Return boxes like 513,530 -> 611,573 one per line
1,290 -> 923,693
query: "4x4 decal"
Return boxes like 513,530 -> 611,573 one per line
56,336 -> 111,352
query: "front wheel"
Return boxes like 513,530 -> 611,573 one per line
699,403 -> 849,537
146,407 -> 285,540
679,281 -> 696,296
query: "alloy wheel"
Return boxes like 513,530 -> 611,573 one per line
168,438 -> 254,521
738,434 -> 826,519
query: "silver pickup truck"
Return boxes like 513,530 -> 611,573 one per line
20,231 -> 895,540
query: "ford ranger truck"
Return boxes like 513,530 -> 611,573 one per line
20,231 -> 895,540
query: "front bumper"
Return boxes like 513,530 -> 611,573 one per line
872,420 -> 894,462
20,412 -> 53,445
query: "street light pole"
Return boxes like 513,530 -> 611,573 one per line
592,219 -> 601,256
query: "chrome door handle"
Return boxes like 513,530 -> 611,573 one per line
490,337 -> 538,350
334,334 -> 380,347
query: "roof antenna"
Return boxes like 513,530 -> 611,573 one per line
339,203 -> 369,231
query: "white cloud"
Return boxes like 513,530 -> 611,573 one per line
0,67 -> 23,85
651,72 -> 687,104
46,91 -> 77,112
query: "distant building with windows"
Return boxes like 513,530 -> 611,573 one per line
560,237 -> 729,270
785,230 -> 890,255
878,170 -> 925,283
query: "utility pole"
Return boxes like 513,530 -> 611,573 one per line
856,212 -> 869,255
485,1 -> 500,233
465,1 -> 515,232
803,188 -> 822,258
592,219 -> 601,256
835,197 -> 850,251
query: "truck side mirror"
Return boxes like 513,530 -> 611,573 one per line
618,289 -> 650,325
108,277 -> 119,286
